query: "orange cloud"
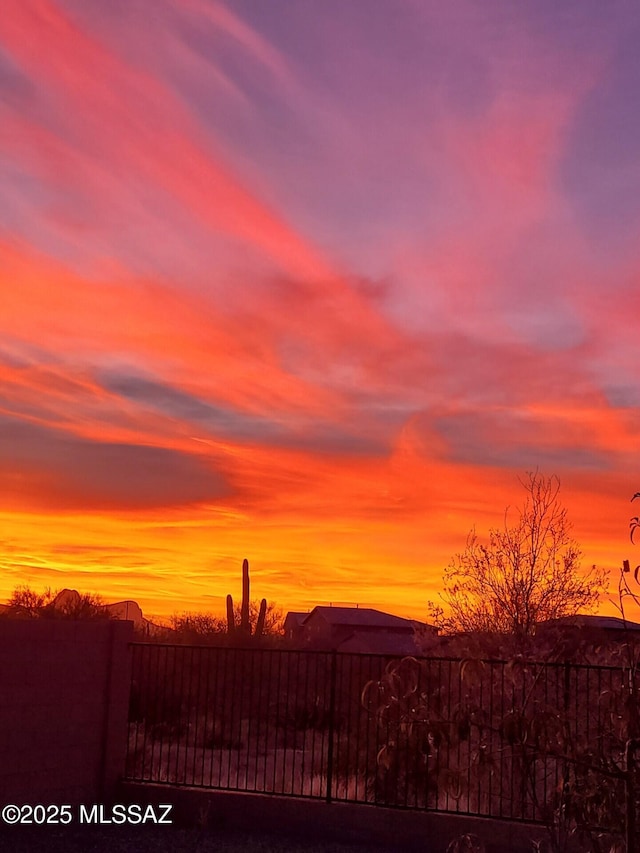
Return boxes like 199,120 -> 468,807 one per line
0,1 -> 637,623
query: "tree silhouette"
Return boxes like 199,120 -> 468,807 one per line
630,492 -> 640,544
617,492 -> 640,618
431,473 -> 607,637
170,600 -> 283,644
3,585 -> 109,619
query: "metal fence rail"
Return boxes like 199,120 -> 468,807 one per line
125,643 -> 639,838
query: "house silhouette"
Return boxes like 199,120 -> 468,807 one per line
284,605 -> 435,654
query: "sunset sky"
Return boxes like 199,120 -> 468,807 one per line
1,0 -> 639,622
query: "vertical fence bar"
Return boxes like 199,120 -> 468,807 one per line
124,642 -> 630,839
200,646 -> 211,786
325,650 -> 337,803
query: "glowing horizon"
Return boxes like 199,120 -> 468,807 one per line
1,1 -> 639,624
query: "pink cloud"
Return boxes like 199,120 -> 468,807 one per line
0,0 -> 331,281
0,0 -> 637,618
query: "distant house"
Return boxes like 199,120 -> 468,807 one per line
285,605 -> 435,654
104,599 -> 146,629
337,630 -> 423,656
0,588 -> 159,634
283,611 -> 309,644
539,614 -> 640,632
53,589 -> 150,629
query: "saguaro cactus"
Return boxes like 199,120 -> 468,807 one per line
226,594 -> 235,636
226,558 -> 268,640
255,597 -> 267,638
241,558 -> 250,634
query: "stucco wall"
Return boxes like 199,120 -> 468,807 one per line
0,619 -> 132,805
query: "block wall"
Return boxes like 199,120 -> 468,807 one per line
0,619 -> 132,805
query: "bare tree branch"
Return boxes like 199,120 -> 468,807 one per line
432,473 -> 607,637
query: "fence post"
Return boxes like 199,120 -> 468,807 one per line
326,650 -> 337,803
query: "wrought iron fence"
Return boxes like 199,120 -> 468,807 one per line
125,643 -> 640,840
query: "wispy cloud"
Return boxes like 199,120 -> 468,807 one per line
0,0 -> 638,617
